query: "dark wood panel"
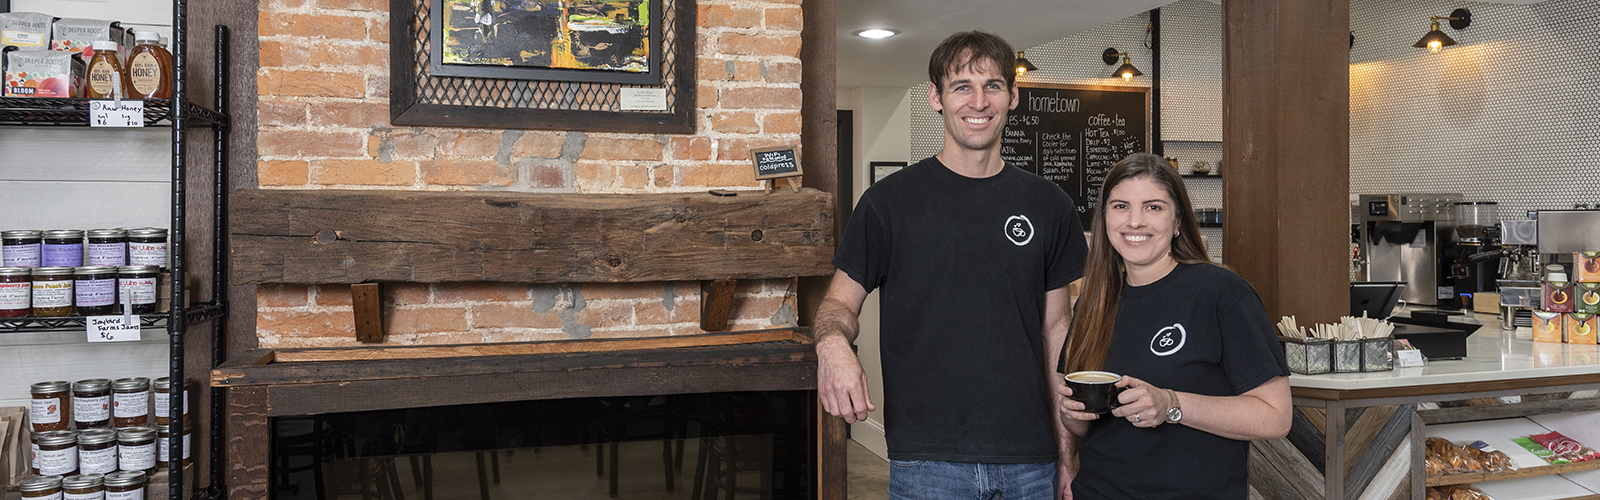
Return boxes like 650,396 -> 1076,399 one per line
1419,396 -> 1600,425
818,408 -> 847,500
700,280 -> 737,331
270,328 -> 802,363
1250,437 -> 1325,500
225,387 -> 269,500
231,189 -> 836,284
1292,373 -> 1600,402
266,361 -> 817,415
1287,408 -> 1328,475
1344,404 -> 1413,500
797,0 -> 838,336
352,283 -> 383,343
1342,406 -> 1391,474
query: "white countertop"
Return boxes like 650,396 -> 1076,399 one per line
1289,312 -> 1600,391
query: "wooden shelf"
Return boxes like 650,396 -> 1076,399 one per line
1427,459 -> 1600,487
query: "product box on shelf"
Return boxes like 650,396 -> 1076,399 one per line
1577,282 -> 1600,315
1567,313 -> 1598,345
1578,252 -> 1600,283
2,47 -> 84,97
49,18 -> 124,62
1544,278 -> 1576,313
0,12 -> 55,49
1533,310 -> 1564,343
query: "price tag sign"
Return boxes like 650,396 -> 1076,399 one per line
90,100 -> 145,128
86,315 -> 142,342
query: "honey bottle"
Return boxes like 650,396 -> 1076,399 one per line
84,40 -> 130,99
126,31 -> 173,99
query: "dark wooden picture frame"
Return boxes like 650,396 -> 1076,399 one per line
390,0 -> 695,133
750,146 -> 803,180
428,0 -> 662,85
869,161 -> 906,185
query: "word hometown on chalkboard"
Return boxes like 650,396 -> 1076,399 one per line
750,145 -> 802,192
999,83 -> 1149,229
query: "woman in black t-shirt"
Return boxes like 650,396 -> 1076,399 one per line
1054,153 -> 1292,499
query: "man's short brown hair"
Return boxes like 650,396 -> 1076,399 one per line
928,31 -> 1016,92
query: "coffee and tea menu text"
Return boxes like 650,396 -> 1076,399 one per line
1001,84 -> 1149,228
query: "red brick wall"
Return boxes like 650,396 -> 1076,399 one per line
255,0 -> 804,347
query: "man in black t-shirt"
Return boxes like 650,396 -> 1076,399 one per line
814,31 -> 1087,500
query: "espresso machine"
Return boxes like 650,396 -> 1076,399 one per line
1357,193 -> 1463,307
1449,201 -> 1503,306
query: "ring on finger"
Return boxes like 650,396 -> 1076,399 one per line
1133,414 -> 1142,423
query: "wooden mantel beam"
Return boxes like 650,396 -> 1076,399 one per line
231,189 -> 837,284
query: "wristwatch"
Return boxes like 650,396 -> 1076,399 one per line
1164,388 -> 1183,424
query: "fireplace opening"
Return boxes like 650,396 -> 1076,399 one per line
269,391 -> 816,499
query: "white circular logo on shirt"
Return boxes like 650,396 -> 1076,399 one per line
1004,215 -> 1034,246
1150,323 -> 1187,356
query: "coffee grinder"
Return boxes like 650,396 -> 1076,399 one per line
1450,201 -> 1502,309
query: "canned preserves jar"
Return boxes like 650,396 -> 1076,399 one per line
31,267 -> 75,317
74,266 -> 119,316
0,267 -> 30,317
85,229 -> 127,267
20,475 -> 63,500
37,430 -> 80,477
2,229 -> 43,267
157,421 -> 192,468
31,430 -> 44,475
42,230 -> 85,268
116,265 -> 159,315
102,471 -> 145,500
111,377 -> 150,427
73,379 -> 112,429
126,228 -> 167,269
116,427 -> 157,474
62,474 -> 104,500
77,428 -> 119,476
152,377 -> 187,425
31,380 -> 71,431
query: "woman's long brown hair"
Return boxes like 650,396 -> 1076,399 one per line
1060,153 -> 1214,375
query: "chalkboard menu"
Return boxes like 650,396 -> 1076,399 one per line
1000,83 -> 1149,228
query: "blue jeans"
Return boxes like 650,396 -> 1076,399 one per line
888,460 -> 1057,500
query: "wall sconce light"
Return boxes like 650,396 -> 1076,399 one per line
1102,48 -> 1142,82
1413,8 -> 1471,52
1015,51 -> 1039,76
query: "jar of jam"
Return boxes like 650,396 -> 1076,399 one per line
31,267 -> 75,317
156,421 -> 192,468
111,377 -> 150,427
116,266 -> 159,315
42,230 -> 85,268
2,229 -> 42,267
37,430 -> 80,476
85,229 -> 127,267
31,380 -> 71,431
116,427 -> 157,474
77,428 -> 119,476
74,266 -> 119,316
20,475 -> 63,500
102,471 -> 145,500
126,228 -> 167,269
0,267 -> 30,317
62,474 -> 105,500
31,430 -> 43,475
73,379 -> 112,429
152,377 -> 187,425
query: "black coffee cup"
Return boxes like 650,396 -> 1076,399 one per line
1064,370 -> 1126,414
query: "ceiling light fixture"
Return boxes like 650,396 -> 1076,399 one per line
1412,8 -> 1471,53
1015,51 -> 1039,76
1102,48 -> 1142,82
855,29 -> 899,39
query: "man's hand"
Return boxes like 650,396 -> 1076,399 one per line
816,333 -> 874,422
1057,456 -> 1074,500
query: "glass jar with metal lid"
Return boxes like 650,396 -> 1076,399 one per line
85,229 -> 127,267
157,421 -> 192,468
102,471 -> 145,500
116,427 -> 157,474
73,266 -> 119,316
20,475 -> 63,500
37,430 -> 80,477
0,266 -> 30,317
62,474 -> 104,500
31,430 -> 44,474
3,229 -> 43,267
77,428 -> 119,475
73,379 -> 112,429
42,230 -> 85,268
152,377 -> 187,425
30,380 -> 71,431
30,267 -> 75,317
126,228 -> 167,269
116,265 -> 159,315
111,377 -> 150,427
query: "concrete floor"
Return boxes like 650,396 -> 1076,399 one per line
846,439 -> 891,500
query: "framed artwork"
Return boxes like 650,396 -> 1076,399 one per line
392,0 -> 695,133
870,161 -> 906,185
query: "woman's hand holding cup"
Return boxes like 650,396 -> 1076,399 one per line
1107,375 -> 1171,428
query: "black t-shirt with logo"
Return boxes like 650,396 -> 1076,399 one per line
1071,263 -> 1289,499
833,157 -> 1087,463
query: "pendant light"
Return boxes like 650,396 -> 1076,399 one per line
1102,48 -> 1142,82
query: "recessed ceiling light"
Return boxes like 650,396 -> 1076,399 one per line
855,29 -> 899,39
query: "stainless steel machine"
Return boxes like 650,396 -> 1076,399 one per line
1357,193 -> 1463,307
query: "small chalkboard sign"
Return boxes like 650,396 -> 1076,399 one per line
751,146 -> 802,180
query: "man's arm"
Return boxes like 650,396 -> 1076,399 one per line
1043,285 -> 1076,499
815,270 -> 874,423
